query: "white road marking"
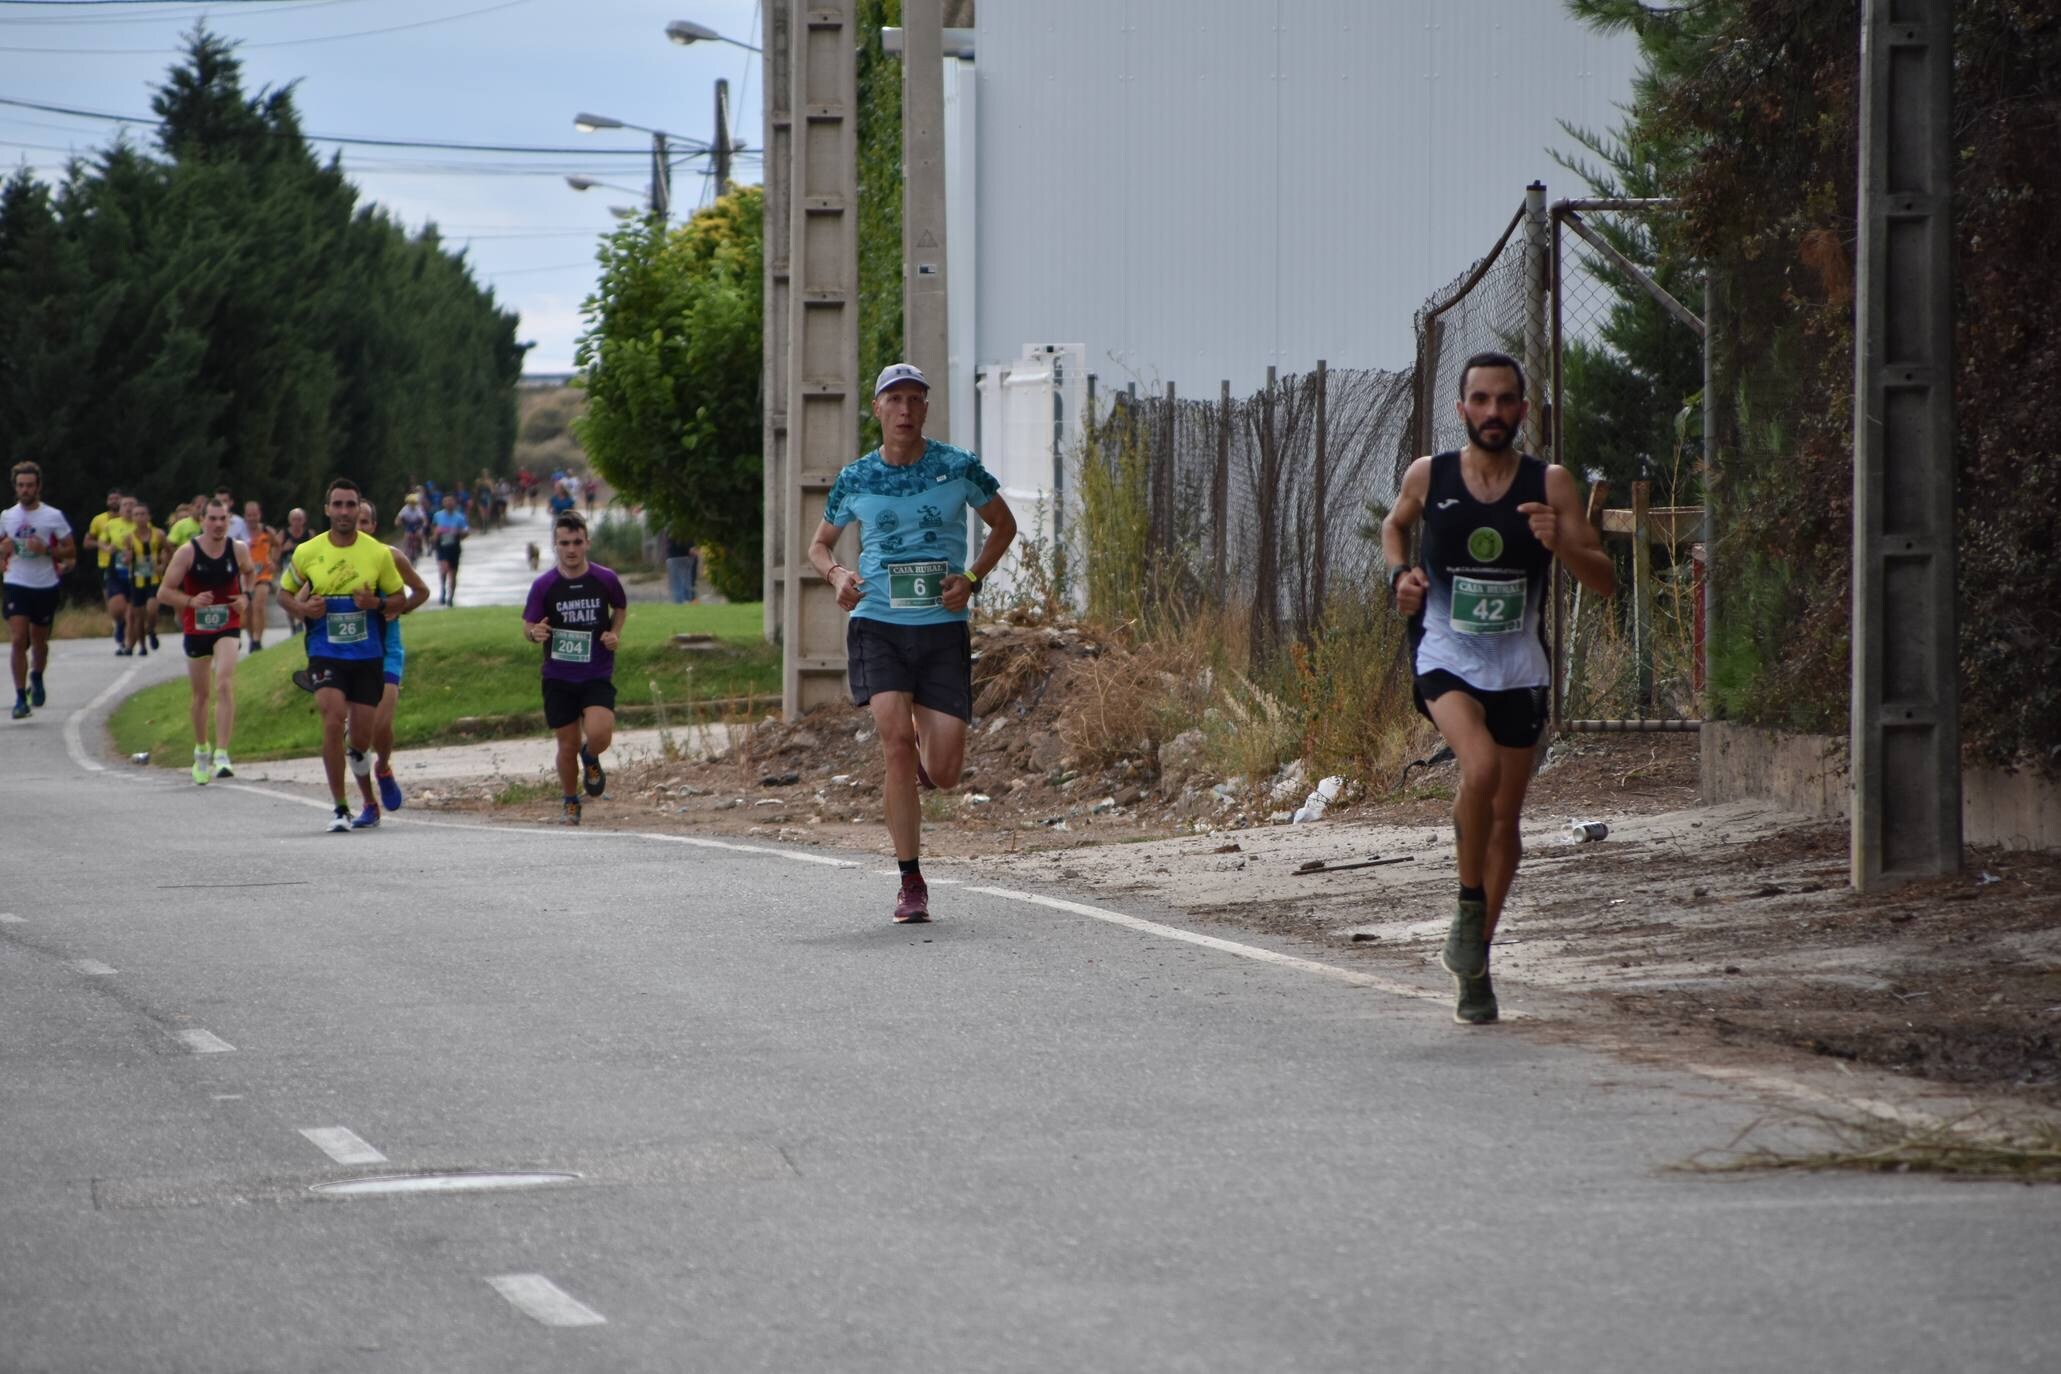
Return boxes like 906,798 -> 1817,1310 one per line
299,1126 -> 388,1165
486,1274 -> 607,1327
175,1029 -> 236,1054
71,959 -> 117,976
63,662 -> 144,773
0,912 -> 22,923
213,783 -> 862,867
964,885 -> 1448,1005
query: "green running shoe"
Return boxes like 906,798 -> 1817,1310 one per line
1455,964 -> 1499,1025
190,747 -> 211,786
1440,899 -> 1488,980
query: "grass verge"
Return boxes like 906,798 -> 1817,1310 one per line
109,602 -> 778,763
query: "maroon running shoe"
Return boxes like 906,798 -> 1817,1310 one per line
893,873 -> 931,923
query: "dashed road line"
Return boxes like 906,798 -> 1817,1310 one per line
0,912 -> 23,924
299,1126 -> 388,1165
71,959 -> 117,976
485,1274 -> 607,1327
175,1028 -> 236,1054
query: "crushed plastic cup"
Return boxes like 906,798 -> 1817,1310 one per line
130,752 -> 152,765
1567,819 -> 1609,842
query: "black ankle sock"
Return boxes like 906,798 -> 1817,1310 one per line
898,857 -> 921,878
1459,884 -> 1486,904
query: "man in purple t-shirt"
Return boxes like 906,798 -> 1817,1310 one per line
522,510 -> 628,824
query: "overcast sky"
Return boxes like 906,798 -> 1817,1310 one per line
0,0 -> 767,374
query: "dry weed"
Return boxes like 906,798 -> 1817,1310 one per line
1676,1106 -> 2061,1182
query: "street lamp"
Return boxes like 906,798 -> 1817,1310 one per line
574,112 -> 697,222
665,19 -> 762,53
565,175 -> 648,198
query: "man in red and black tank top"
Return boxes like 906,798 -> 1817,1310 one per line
1382,352 -> 1615,1026
158,500 -> 258,785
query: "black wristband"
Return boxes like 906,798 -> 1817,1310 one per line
1387,562 -> 1412,592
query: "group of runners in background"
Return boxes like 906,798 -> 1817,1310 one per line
4,462 -> 624,837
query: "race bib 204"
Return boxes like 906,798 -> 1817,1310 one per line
550,628 -> 594,663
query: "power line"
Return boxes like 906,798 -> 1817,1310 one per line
0,0 -> 363,26
0,0 -> 540,51
0,96 -> 712,154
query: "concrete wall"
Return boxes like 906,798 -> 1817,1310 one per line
1700,723 -> 2061,852
969,0 -> 1641,394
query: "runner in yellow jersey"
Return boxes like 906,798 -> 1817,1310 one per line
123,502 -> 169,656
278,479 -> 407,833
83,490 -> 134,653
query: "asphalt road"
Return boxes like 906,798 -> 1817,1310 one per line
4,640 -> 2057,1373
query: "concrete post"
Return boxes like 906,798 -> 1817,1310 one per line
782,0 -> 860,716
1852,0 -> 1961,886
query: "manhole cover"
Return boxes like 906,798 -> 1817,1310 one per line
310,1171 -> 580,1197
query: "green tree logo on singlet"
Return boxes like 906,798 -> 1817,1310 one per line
1468,527 -> 1504,562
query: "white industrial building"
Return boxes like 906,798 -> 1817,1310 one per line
920,1 -> 1642,590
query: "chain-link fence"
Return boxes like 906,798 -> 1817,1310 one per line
1549,199 -> 1708,729
1079,365 -> 1415,659
1061,188 -> 1709,738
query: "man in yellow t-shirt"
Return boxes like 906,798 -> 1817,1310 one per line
82,489 -> 135,653
165,502 -> 202,548
278,478 -> 406,833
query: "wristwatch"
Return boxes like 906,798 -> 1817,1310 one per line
1386,562 -> 1412,592
963,570 -> 982,596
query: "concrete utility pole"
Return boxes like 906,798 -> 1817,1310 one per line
760,1 -> 792,640
780,0 -> 861,715
712,78 -> 734,199
900,0 -> 949,443
648,132 -> 672,222
1852,0 -> 1960,887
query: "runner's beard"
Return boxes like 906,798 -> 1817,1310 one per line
1466,418 -> 1517,452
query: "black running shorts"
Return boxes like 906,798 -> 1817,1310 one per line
542,676 -> 616,729
846,617 -> 973,721
306,656 -> 386,708
1413,670 -> 1548,750
184,630 -> 238,660
436,542 -> 462,568
2,583 -> 59,627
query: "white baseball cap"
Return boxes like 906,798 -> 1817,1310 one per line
873,362 -> 929,396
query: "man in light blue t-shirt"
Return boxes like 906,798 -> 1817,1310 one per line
431,493 -> 469,606
809,362 -> 1017,924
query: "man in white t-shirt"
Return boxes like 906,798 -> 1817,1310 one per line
3,460 -> 76,720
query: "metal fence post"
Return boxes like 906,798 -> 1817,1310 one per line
1212,380 -> 1230,600
1311,359 -> 1328,635
1250,366 -> 1279,664
1523,181 -> 1549,456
